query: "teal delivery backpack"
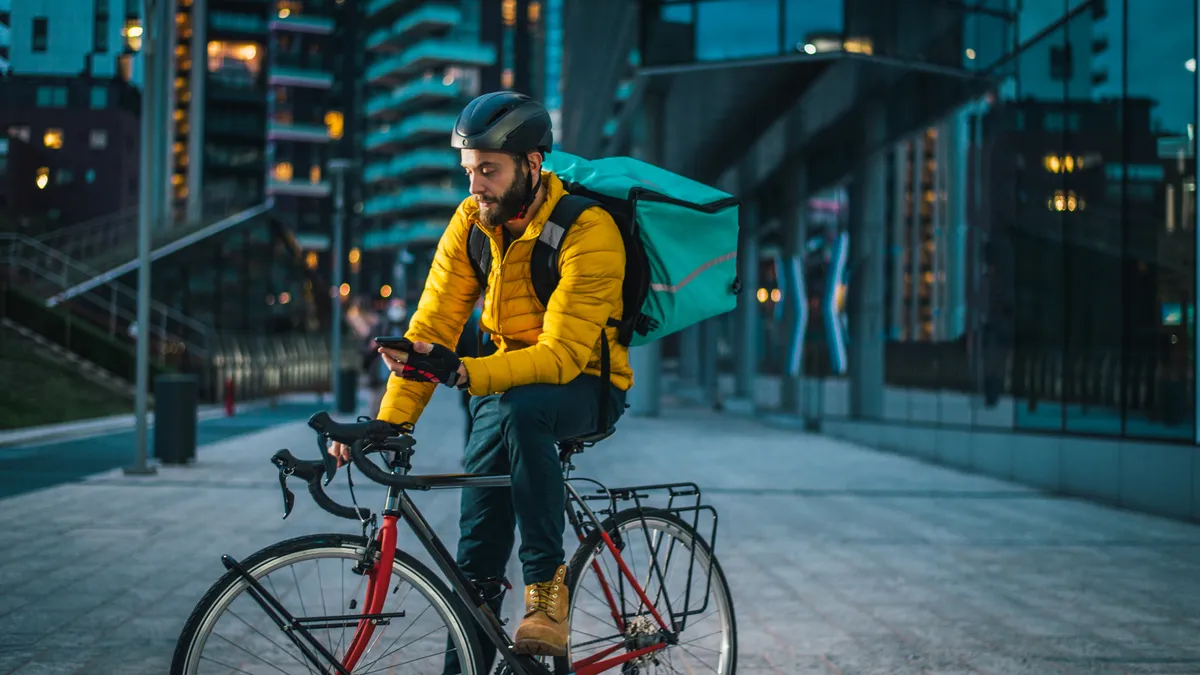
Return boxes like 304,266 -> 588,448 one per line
531,150 -> 743,347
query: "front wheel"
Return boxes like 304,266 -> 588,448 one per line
171,533 -> 485,675
559,508 -> 738,674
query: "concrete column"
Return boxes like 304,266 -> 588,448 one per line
676,325 -> 701,392
186,0 -> 207,223
729,195 -> 759,411
626,89 -> 664,417
157,0 -> 176,227
888,140 -> 908,339
847,106 -> 887,419
780,165 -> 808,413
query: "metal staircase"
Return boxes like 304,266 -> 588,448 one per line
30,187 -> 272,306
0,319 -> 138,400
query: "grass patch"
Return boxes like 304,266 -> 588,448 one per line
0,336 -> 133,430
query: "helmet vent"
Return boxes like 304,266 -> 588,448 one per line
486,106 -> 511,126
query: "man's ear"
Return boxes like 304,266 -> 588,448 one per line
527,150 -> 544,174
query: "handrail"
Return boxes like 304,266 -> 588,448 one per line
0,233 -> 211,357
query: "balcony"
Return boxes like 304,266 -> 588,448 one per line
362,219 -> 447,249
364,149 -> 459,185
366,39 -> 495,86
362,186 -> 462,218
269,14 -> 336,35
366,78 -> 459,120
267,178 -> 332,198
267,121 -> 331,142
366,0 -> 445,25
268,61 -> 333,89
364,112 -> 457,153
367,5 -> 460,53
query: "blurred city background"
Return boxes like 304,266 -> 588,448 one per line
0,0 -> 1198,524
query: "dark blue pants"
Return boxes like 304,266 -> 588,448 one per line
444,374 -> 626,674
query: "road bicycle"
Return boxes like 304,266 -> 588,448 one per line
171,411 -> 737,674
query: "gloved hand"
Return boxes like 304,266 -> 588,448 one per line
379,340 -> 467,388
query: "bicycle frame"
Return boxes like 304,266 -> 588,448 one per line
227,463 -> 678,675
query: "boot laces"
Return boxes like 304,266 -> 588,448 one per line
527,580 -> 560,614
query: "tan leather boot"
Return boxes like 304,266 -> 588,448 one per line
513,564 -> 569,656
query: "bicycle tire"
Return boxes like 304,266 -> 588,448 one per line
171,532 -> 486,675
557,508 -> 738,674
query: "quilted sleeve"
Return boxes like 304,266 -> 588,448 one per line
377,200 -> 481,426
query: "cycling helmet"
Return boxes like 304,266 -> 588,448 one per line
451,91 -> 553,154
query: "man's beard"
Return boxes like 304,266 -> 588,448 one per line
477,165 -> 530,227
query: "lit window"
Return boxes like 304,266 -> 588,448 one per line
502,0 -> 516,25
380,284 -> 392,298
9,126 -> 30,142
36,167 -> 49,189
1044,154 -> 1061,173
843,37 -> 873,55
309,165 -> 321,183
501,68 -> 514,88
207,41 -> 263,88
89,129 -> 108,149
43,129 -> 63,149
173,142 -> 185,154
305,251 -> 318,269
528,1 -> 541,22
124,21 -> 143,51
324,110 -> 344,140
172,173 -> 184,185
274,162 -> 293,181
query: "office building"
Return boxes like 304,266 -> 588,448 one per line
561,0 -> 1200,524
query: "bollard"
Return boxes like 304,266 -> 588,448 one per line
224,376 -> 235,417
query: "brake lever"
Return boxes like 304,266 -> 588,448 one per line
318,434 -> 339,486
277,471 -> 296,519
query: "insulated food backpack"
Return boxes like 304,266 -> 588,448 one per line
467,151 -> 741,426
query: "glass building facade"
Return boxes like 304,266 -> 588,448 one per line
770,0 -> 1198,444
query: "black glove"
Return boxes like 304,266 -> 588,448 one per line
399,342 -> 466,388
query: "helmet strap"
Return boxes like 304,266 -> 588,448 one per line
512,163 -> 541,221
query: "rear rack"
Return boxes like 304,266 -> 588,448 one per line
567,478 -> 719,632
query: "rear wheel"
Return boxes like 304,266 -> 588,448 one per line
559,509 -> 738,674
171,533 -> 485,674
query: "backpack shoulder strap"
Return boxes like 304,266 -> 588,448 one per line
466,224 -> 492,290
530,194 -> 600,308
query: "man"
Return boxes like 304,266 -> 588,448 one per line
327,91 -> 632,665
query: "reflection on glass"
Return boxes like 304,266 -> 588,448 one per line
207,40 -> 263,89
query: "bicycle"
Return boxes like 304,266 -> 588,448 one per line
171,411 -> 737,674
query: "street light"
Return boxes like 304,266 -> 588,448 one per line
126,0 -> 162,476
327,158 -> 354,411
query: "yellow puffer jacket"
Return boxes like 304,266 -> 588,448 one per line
377,170 -> 633,427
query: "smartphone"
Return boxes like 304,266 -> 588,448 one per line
374,336 -> 413,351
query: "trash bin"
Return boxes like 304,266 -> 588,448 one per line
337,367 -> 358,414
154,373 -> 199,465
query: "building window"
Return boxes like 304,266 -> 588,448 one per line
43,129 -> 64,150
1049,45 -> 1072,81
86,169 -> 97,184
273,162 -> 293,181
502,0 -> 516,26
32,18 -> 48,52
324,111 -> 343,139
207,41 -> 263,89
90,86 -> 108,110
501,68 -> 514,88
94,15 -> 110,52
118,54 -> 133,81
36,167 -> 50,189
57,168 -> 73,185
309,165 -> 321,183
124,21 -> 143,51
90,129 -> 108,149
528,1 -> 542,22
9,126 -> 31,143
36,86 -> 68,108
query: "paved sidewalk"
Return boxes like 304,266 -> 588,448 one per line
1,388 -> 1199,674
